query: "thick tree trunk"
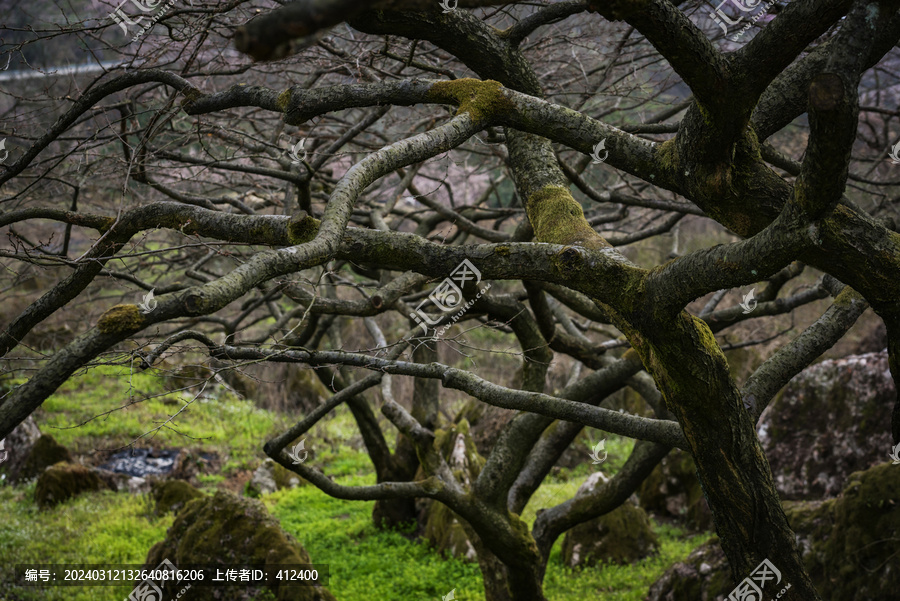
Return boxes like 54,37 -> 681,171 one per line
464,522 -> 547,601
373,342 -> 439,530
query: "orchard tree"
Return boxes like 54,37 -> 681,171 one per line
1,1 -> 900,600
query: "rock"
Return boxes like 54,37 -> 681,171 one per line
785,462 -> 899,601
98,447 -> 180,477
246,459 -> 303,498
127,476 -> 152,494
168,448 -> 218,484
637,448 -> 713,531
562,472 -> 660,568
16,434 -> 73,483
645,463 -> 900,601
34,462 -> 114,508
144,490 -> 336,601
0,415 -> 43,483
93,467 -> 133,492
420,419 -> 485,560
151,479 -> 204,515
759,350 -> 895,500
644,537 -> 731,601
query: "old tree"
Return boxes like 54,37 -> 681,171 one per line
2,0 -> 900,599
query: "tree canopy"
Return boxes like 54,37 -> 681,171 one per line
2,1 -> 900,599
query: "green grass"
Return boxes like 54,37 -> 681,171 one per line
0,366 -> 709,601
35,363 -> 287,473
266,477 -> 707,601
0,480 -> 173,601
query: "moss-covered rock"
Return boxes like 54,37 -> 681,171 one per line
151,479 -> 204,515
637,448 -> 713,531
646,463 -> 900,601
645,536 -> 731,601
145,490 -> 336,601
562,472 -> 660,568
34,462 -> 112,508
760,350 -> 895,499
786,462 -> 900,600
246,458 -> 304,498
16,434 -> 73,483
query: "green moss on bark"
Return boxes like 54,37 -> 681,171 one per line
97,304 -> 144,334
427,79 -> 515,123
277,88 -> 292,112
288,211 -> 321,244
527,185 -> 610,248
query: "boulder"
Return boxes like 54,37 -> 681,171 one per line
16,434 -> 73,483
638,448 -> 713,531
151,479 -> 204,515
34,462 -> 114,508
786,462 -> 899,601
168,448 -> 218,484
562,472 -> 660,568
144,490 -> 336,601
644,537 -> 730,601
759,350 -> 895,500
0,415 -> 43,483
645,463 -> 900,601
246,458 -> 303,498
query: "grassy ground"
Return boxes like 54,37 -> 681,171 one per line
0,363 -> 709,601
